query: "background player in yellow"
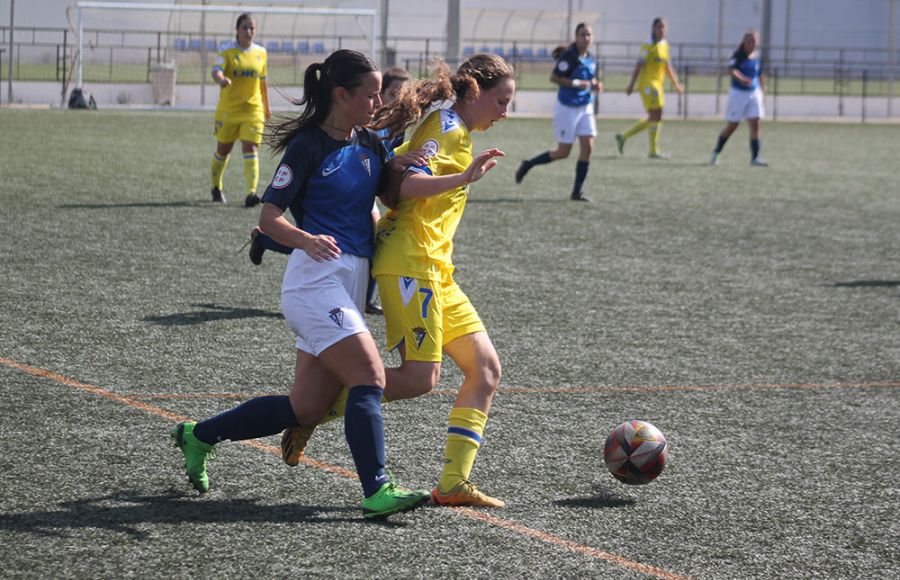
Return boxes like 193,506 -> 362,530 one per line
281,54 -> 515,509
209,13 -> 270,206
616,17 -> 683,159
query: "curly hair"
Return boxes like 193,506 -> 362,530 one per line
371,53 -> 514,140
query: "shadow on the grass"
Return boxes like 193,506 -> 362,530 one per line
830,280 -> 900,288
0,489 -> 383,539
143,303 -> 282,326
58,200 -> 208,209
554,486 -> 636,509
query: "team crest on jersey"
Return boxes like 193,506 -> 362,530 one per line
557,60 -> 570,72
421,139 -> 439,158
411,326 -> 428,349
328,307 -> 344,328
272,164 -> 292,188
399,276 -> 417,306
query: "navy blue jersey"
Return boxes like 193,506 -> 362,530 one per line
729,49 -> 762,91
552,44 -> 596,107
262,126 -> 387,258
376,126 -> 405,156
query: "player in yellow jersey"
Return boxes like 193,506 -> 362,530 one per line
280,54 -> 514,508
616,18 -> 683,159
209,13 -> 270,206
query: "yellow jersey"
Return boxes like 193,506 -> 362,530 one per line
637,39 -> 670,90
212,41 -> 267,117
372,108 -> 473,281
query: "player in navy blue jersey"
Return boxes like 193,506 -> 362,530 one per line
171,49 -> 431,519
247,68 -> 411,319
710,29 -> 768,167
515,23 -> 602,202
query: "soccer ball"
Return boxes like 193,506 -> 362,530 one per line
603,420 -> 668,485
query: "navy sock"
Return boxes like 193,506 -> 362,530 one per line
193,395 -> 299,445
526,151 -> 553,168
572,160 -> 589,195
751,139 -> 760,159
344,385 -> 390,497
366,273 -> 377,306
260,232 -> 293,255
714,134 -> 729,154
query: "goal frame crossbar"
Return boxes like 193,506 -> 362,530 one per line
73,1 -> 377,89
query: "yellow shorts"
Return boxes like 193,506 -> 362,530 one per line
640,86 -> 664,111
214,111 -> 265,145
377,273 -> 485,362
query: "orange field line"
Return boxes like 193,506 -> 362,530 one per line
131,380 -> 900,400
0,355 -> 690,579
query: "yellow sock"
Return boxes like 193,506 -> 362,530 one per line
438,407 -> 488,493
648,122 -> 661,155
319,387 -> 389,425
621,119 -> 649,141
211,152 -> 228,190
242,152 -> 259,195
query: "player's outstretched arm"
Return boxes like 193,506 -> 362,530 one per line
398,149 -> 505,200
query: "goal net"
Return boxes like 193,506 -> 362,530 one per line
72,1 -> 376,108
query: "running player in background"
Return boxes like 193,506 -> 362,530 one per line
616,17 -> 683,159
282,54 -> 515,508
172,50 -> 430,519
710,29 -> 769,167
515,23 -> 601,202
209,13 -> 270,206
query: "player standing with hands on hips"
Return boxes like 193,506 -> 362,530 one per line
709,29 -> 768,167
515,23 -> 601,202
616,17 -> 683,160
209,13 -> 270,206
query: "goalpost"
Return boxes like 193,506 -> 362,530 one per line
73,1 -> 377,101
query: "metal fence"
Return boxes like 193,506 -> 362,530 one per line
2,25 -> 898,119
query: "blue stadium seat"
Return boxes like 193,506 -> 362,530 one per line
493,47 -> 505,58
281,41 -> 294,53
463,46 -> 475,56
173,38 -> 187,51
218,41 -> 230,51
188,39 -> 202,51
313,41 -> 326,54
205,39 -> 217,51
298,41 -> 310,54
266,41 -> 280,53
537,47 -> 550,60
520,47 -> 534,60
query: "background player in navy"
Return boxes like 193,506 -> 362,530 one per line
515,23 -> 602,202
710,29 -> 769,166
172,50 -> 430,519
365,66 -> 412,314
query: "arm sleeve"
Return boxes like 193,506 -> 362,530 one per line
262,136 -> 314,210
552,50 -> 578,78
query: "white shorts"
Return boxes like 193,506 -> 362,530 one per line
281,250 -> 370,356
552,100 -> 597,144
725,87 -> 765,122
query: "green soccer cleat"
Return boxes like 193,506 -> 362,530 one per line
171,421 -> 215,493
361,482 -> 430,519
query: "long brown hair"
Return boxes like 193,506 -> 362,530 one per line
371,53 -> 514,140
266,49 -> 378,153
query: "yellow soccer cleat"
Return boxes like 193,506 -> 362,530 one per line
430,480 -> 505,508
281,424 -> 317,466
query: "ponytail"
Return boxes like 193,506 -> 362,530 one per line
267,50 -> 377,154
